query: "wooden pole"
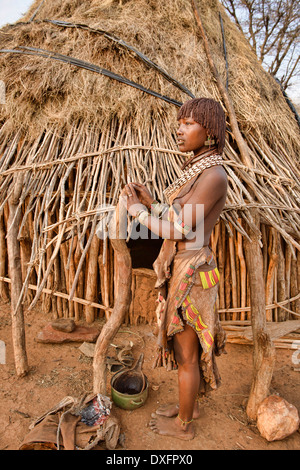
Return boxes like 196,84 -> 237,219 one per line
68,236 -> 77,319
237,221 -> 246,320
265,228 -> 278,322
98,240 -> 111,320
296,251 -> 300,316
0,208 -> 9,302
74,241 -> 84,321
19,217 -> 35,305
85,233 -> 100,323
284,244 -> 292,317
225,245 -> 231,318
93,203 -> 132,394
7,175 -> 29,377
228,229 -> 238,320
244,209 -> 276,421
60,240 -> 69,318
277,234 -> 287,321
218,222 -> 226,321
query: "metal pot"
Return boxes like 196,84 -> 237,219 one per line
110,353 -> 148,410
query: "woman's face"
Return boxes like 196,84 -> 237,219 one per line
177,116 -> 208,155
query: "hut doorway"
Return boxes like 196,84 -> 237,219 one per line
126,224 -> 163,325
127,226 -> 163,270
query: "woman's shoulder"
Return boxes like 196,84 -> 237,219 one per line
196,165 -> 227,187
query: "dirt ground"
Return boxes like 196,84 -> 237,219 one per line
0,300 -> 299,451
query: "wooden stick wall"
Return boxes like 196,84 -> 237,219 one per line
211,221 -> 300,322
0,120 -> 299,326
0,204 -> 298,323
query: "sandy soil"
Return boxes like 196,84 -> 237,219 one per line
0,300 -> 299,451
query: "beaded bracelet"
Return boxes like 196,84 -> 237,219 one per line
174,217 -> 192,237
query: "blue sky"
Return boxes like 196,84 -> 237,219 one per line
0,0 -> 299,103
0,0 -> 33,26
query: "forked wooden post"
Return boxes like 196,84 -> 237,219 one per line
244,209 -> 276,421
7,174 -> 29,377
93,202 -> 132,394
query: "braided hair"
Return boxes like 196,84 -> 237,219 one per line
177,97 -> 226,154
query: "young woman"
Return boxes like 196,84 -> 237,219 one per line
122,97 -> 228,440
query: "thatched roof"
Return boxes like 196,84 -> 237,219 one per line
0,0 -> 299,271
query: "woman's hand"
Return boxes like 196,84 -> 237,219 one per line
120,183 -> 146,217
129,182 -> 155,209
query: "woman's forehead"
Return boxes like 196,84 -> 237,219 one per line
177,115 -> 196,121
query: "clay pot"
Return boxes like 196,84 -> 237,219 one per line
110,353 -> 148,410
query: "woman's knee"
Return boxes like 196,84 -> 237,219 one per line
173,326 -> 199,366
176,353 -> 199,368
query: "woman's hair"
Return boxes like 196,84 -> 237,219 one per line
177,97 -> 226,153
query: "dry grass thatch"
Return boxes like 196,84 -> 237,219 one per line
0,0 -> 299,321
0,0 -> 299,145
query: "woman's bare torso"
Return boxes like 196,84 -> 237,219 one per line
172,166 -> 227,268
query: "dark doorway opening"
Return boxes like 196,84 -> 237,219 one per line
127,225 -> 163,269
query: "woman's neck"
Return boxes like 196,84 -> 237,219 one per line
182,146 -> 218,170
194,146 -> 218,158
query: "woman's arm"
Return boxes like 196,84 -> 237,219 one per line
123,169 -> 227,241
121,184 -> 185,241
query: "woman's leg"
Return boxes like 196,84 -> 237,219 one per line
173,322 -> 200,423
149,322 -> 199,439
156,323 -> 201,418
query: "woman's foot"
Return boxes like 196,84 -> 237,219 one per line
149,413 -> 195,440
155,400 -> 201,419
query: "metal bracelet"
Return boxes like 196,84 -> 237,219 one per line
151,200 -> 168,219
136,210 -> 149,225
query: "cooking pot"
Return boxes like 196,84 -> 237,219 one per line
110,353 -> 148,410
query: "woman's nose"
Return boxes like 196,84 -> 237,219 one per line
177,125 -> 183,135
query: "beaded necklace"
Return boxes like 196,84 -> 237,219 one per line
163,154 -> 224,203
